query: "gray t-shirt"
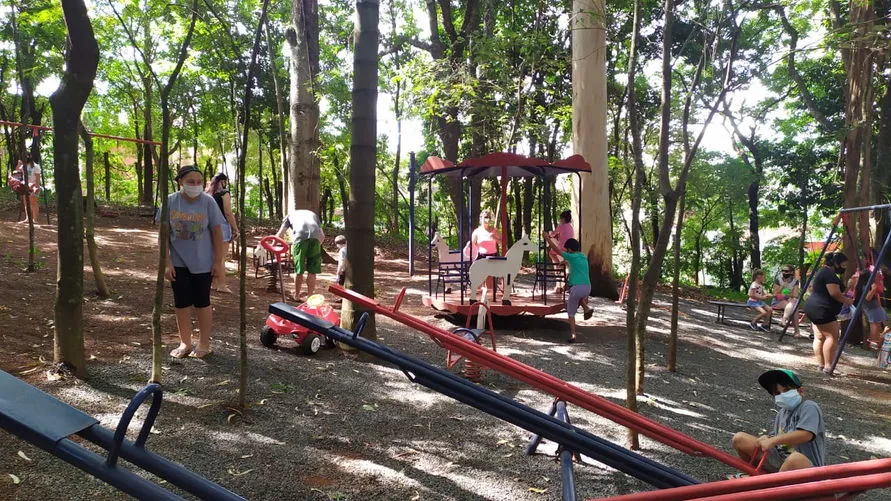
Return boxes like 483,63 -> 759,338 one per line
279,210 -> 324,244
164,192 -> 224,274
772,400 -> 826,467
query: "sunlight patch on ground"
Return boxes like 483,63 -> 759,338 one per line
839,435 -> 891,456
208,430 -> 287,446
382,380 -> 453,410
101,267 -> 157,282
639,393 -> 706,419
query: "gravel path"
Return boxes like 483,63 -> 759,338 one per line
2,286 -> 890,500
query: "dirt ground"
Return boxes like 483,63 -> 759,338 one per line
1,208 -> 890,500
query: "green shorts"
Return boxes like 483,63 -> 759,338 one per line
292,239 -> 321,275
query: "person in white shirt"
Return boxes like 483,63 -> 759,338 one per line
334,235 -> 348,286
16,155 -> 41,223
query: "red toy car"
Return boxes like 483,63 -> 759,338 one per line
258,235 -> 339,355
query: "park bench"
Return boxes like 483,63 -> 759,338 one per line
0,369 -> 244,500
707,300 -> 786,330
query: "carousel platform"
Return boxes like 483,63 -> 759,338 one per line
422,288 -> 566,317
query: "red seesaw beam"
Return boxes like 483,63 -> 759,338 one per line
329,285 -> 760,476
592,458 -> 891,501
681,472 -> 891,501
0,119 -> 161,146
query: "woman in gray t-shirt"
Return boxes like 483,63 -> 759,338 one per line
164,166 -> 225,359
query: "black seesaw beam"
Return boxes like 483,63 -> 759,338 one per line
270,302 -> 700,490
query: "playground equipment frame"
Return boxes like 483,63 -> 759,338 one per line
778,204 -> 891,375
413,152 -> 591,314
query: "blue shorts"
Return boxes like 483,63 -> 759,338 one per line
865,305 -> 888,324
221,221 -> 232,242
747,300 -> 766,308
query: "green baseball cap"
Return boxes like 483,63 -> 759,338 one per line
758,369 -> 802,393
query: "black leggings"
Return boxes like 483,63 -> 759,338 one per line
171,267 -> 212,309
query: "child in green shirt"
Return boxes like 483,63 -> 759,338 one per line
543,231 -> 594,342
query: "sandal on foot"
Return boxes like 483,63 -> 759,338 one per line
170,345 -> 193,359
567,338 -> 576,344
189,348 -> 213,359
583,309 -> 594,320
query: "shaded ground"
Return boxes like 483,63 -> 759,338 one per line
0,208 -> 890,500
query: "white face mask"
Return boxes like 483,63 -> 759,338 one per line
182,185 -> 203,198
774,389 -> 802,410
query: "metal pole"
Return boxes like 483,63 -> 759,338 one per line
840,203 -> 891,213
408,152 -> 417,276
460,170 -> 466,305
829,207 -> 891,374
556,401 -> 577,501
428,177 -> 433,296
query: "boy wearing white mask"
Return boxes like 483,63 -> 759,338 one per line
162,165 -> 226,359
731,369 -> 826,473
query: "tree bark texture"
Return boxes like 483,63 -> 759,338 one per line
235,0 -> 271,407
265,18 -> 290,215
150,0 -> 199,383
286,0 -> 321,213
80,123 -> 109,299
342,0 -> 380,346
624,0 -> 644,450
50,0 -> 99,378
571,0 -> 615,299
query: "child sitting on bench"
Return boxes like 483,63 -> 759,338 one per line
747,269 -> 773,331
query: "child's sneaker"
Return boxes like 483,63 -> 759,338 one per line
758,324 -> 770,332
749,321 -> 759,331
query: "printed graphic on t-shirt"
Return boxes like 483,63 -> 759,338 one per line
749,282 -> 765,296
171,209 -> 209,241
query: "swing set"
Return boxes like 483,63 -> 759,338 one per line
779,203 -> 891,376
1,119 -> 161,223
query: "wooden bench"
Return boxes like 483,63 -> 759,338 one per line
707,300 -> 786,330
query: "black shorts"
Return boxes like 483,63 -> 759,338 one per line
805,303 -> 840,326
336,272 -> 345,286
171,267 -> 212,309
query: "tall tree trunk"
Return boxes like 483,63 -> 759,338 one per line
141,17 -> 154,207
265,18 -> 290,214
134,112 -> 143,203
80,123 -> 109,299
258,129 -> 264,220
286,0 -> 321,213
50,0 -> 99,378
342,0 -> 380,348
668,192 -> 686,372
391,77 -> 402,235
571,0 -> 614,299
103,150 -> 111,200
747,179 -> 761,269
624,0 -> 645,450
234,0 -> 270,408
149,1 -> 199,383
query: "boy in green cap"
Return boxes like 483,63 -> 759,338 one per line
731,369 -> 826,472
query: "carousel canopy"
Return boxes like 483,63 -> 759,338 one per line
419,152 -> 591,178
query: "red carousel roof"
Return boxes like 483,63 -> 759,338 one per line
420,152 -> 591,178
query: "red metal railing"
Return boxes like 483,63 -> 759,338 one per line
593,458 -> 891,500
329,285 -> 760,475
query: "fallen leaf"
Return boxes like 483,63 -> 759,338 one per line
227,468 -> 254,477
362,404 -> 377,412
240,454 -> 253,459
496,439 -> 509,445
17,451 -> 31,462
8,474 -> 20,484
214,379 -> 231,387
529,487 -> 546,494
501,453 -> 512,458
227,414 -> 238,424
410,492 -> 420,501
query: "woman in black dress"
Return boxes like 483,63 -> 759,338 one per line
804,252 -> 854,373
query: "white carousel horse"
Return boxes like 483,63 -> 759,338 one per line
430,232 -> 463,263
469,235 -> 535,305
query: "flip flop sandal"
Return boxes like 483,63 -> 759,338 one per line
189,348 -> 213,359
170,345 -> 193,359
